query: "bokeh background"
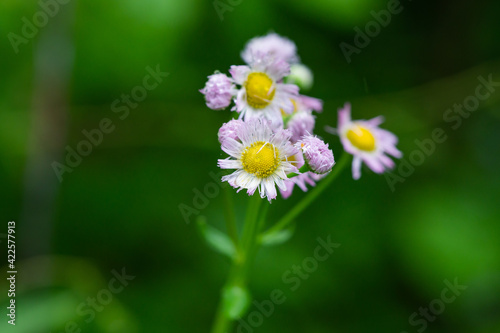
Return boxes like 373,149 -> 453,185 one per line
1,0 -> 500,332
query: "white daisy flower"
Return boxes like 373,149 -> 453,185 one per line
229,52 -> 299,127
218,119 -> 298,201
327,103 -> 402,180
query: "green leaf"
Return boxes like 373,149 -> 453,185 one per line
260,224 -> 295,246
196,216 -> 236,259
222,285 -> 251,319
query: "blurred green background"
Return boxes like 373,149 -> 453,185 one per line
1,0 -> 500,332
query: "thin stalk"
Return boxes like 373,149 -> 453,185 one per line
240,200 -> 269,280
261,153 -> 351,238
210,295 -> 233,333
223,186 -> 239,250
256,201 -> 270,234
210,194 -> 263,333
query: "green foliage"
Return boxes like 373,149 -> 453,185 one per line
197,216 -> 236,259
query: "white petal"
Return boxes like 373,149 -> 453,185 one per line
246,176 -> 261,196
222,171 -> 241,188
352,156 -> 362,180
233,89 -> 247,113
263,177 -> 277,201
235,171 -> 252,188
338,103 -> 352,130
274,176 -> 286,191
229,65 -> 250,84
221,138 -> 243,158
218,159 -> 242,170
363,155 -> 385,174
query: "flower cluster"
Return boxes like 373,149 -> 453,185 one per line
202,33 -> 332,201
201,33 -> 402,200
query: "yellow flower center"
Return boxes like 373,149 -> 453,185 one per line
241,141 -> 280,178
245,72 -> 276,109
346,125 -> 376,151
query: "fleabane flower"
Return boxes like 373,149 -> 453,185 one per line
241,33 -> 298,65
297,135 -> 335,175
218,119 -> 298,201
230,53 -> 299,127
279,152 -> 323,199
200,73 -> 235,110
330,103 -> 402,180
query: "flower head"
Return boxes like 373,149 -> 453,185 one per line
200,73 -> 235,110
230,53 -> 299,126
218,119 -> 298,201
297,135 -> 335,175
218,119 -> 244,144
332,103 -> 402,180
241,33 -> 298,65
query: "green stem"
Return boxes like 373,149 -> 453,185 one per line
210,194 -> 264,333
261,153 -> 351,238
243,200 -> 269,278
286,165 -> 310,179
223,186 -> 239,249
210,295 -> 232,333
256,201 -> 270,234
211,154 -> 349,332
238,195 -> 263,282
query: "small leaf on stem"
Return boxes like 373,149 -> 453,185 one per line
260,224 -> 295,246
222,285 -> 251,319
196,216 -> 236,259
